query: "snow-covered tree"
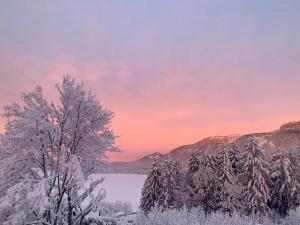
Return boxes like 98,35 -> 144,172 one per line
215,145 -> 240,215
193,151 -> 220,214
0,75 -> 117,225
269,147 -> 300,217
228,142 -> 241,175
288,147 -> 300,185
159,161 -> 179,210
239,137 -> 270,217
140,160 -> 163,213
172,161 -> 185,209
186,153 -> 201,208
188,153 -> 201,175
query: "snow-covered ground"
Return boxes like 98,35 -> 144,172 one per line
88,173 -> 146,210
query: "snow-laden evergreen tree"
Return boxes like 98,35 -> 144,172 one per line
186,153 -> 201,208
159,160 -> 179,210
269,147 -> 300,217
288,147 -> 300,185
215,144 -> 241,215
239,136 -> 270,217
193,150 -> 220,214
228,142 -> 241,175
171,161 -> 185,209
0,75 -> 117,225
140,160 -> 163,213
188,153 -> 201,174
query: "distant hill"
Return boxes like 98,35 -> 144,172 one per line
98,121 -> 300,174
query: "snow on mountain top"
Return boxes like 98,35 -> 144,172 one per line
279,121 -> 300,133
253,136 -> 269,147
143,152 -> 163,160
206,134 -> 241,142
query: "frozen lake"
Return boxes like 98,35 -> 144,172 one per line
88,173 -> 146,210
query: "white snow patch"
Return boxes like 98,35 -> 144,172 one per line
253,136 -> 268,147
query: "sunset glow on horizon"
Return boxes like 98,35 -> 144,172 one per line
1,1 -> 300,161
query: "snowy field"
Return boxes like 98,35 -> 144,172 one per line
88,173 -> 146,210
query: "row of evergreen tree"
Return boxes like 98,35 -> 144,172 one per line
140,137 -> 300,218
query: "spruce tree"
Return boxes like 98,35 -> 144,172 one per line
188,153 -> 201,174
228,142 -> 241,175
269,147 -> 300,217
215,145 -> 240,215
288,147 -> 300,185
172,161 -> 185,209
186,154 -> 201,208
194,151 -> 220,215
140,160 -> 163,213
239,137 -> 270,217
159,161 -> 178,210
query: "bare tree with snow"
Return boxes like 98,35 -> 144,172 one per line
0,75 -> 117,225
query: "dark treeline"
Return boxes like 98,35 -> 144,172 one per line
140,136 -> 300,219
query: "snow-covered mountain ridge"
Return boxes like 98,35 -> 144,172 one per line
99,121 -> 300,174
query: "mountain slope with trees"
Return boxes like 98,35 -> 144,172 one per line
100,122 -> 300,174
139,136 -> 300,220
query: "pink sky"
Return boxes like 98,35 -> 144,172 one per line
0,1 -> 300,161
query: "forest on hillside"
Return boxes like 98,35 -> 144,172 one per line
139,137 -> 300,224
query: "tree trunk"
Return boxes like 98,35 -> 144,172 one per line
68,192 -> 73,225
